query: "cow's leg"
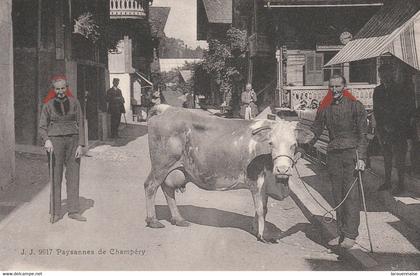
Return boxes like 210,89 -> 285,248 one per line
251,172 -> 268,243
144,172 -> 165,228
162,169 -> 190,227
252,190 -> 268,234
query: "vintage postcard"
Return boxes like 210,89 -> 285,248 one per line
1,0 -> 420,273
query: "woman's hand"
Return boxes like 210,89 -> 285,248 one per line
75,145 -> 83,159
355,159 -> 366,171
44,140 -> 53,153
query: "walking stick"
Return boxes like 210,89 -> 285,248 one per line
48,150 -> 55,223
356,150 -> 374,253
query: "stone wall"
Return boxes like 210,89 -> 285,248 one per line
0,0 -> 15,189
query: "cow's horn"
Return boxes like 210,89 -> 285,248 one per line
252,126 -> 271,135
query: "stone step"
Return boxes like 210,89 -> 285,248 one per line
363,168 -> 420,232
368,156 -> 420,195
290,157 -> 420,269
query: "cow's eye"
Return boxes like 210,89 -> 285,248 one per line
268,141 -> 273,146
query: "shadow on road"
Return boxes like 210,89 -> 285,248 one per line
0,152 -> 49,223
305,258 -> 355,271
156,204 -> 316,242
301,159 -> 410,212
88,124 -> 148,149
388,221 -> 420,251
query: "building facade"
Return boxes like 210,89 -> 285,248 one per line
108,1 -> 169,123
240,0 -> 384,110
0,0 -> 15,190
13,0 -> 110,144
197,0 -> 232,106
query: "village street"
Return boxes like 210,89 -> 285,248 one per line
1,88 -> 419,271
0,120 -> 355,271
1,107 -> 419,271
0,90 -> 418,271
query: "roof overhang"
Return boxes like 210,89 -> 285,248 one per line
135,71 -> 153,87
202,0 -> 232,24
326,0 -> 420,70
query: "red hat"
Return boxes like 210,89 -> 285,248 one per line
51,74 -> 67,82
43,75 -> 73,103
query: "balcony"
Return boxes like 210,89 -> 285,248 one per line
110,0 -> 146,19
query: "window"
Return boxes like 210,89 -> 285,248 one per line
349,59 -> 377,84
323,52 -> 343,83
304,52 -> 324,86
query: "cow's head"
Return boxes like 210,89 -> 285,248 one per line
250,120 -> 314,180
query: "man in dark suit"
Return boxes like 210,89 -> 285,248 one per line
373,63 -> 416,195
106,78 -> 125,138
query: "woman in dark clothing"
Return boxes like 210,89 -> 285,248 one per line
39,75 -> 86,223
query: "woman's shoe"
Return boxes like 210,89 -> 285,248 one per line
68,213 -> 87,222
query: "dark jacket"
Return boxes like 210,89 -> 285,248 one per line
311,96 -> 368,159
106,87 -> 125,114
39,96 -> 85,146
373,83 -> 415,144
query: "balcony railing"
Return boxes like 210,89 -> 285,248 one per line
110,0 -> 146,19
285,84 -> 376,110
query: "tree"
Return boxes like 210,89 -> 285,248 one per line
159,36 -> 204,58
199,27 -> 247,110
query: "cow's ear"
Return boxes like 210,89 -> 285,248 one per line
251,126 -> 271,135
251,126 -> 271,143
295,127 -> 315,144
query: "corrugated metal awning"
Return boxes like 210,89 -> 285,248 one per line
135,71 -> 153,87
326,0 -> 420,70
264,0 -> 383,8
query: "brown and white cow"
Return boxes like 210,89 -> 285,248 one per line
144,105 -> 314,242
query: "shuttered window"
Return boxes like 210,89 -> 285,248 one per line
305,52 -> 324,86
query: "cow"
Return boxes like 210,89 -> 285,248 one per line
144,105 -> 314,243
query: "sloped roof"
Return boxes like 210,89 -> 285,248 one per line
149,7 -> 171,38
202,0 -> 232,24
326,0 -> 420,70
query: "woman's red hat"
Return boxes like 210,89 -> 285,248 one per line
43,75 -> 74,103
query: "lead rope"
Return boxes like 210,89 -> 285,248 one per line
294,161 -> 374,253
294,165 -> 358,224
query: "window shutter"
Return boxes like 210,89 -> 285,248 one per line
305,52 -> 324,86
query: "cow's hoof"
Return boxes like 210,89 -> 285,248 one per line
170,218 -> 190,227
146,218 -> 165,228
266,237 -> 280,244
257,234 -> 269,243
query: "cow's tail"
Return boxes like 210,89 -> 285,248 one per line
148,104 -> 171,118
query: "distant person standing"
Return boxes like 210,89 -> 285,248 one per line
106,78 -> 125,138
240,83 -> 258,120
